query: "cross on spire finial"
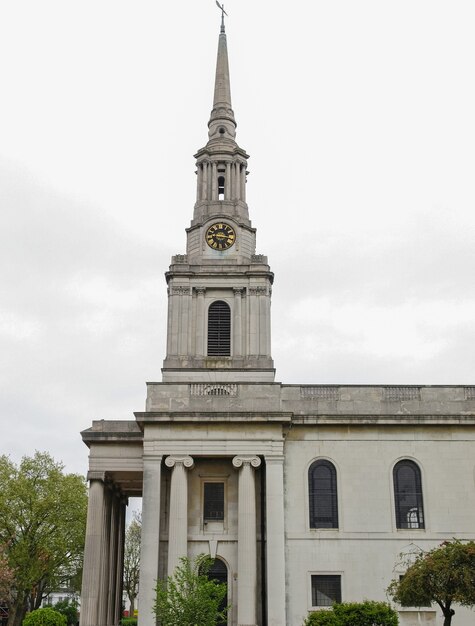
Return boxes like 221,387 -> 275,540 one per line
215,1 -> 228,33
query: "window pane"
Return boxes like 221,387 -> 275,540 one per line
208,301 -> 231,356
311,575 -> 341,606
204,482 -> 224,520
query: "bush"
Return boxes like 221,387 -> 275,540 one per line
305,601 -> 398,626
120,619 -> 137,626
53,600 -> 79,626
23,608 -> 67,626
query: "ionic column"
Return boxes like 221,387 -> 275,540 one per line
80,475 -> 106,626
225,162 -> 231,200
114,496 -> 127,625
265,456 -> 286,626
195,287 -> 206,356
233,288 -> 243,357
138,454 -> 163,626
98,483 -> 112,625
232,455 -> 261,626
165,455 -> 194,577
107,490 -> 120,625
211,162 -> 218,200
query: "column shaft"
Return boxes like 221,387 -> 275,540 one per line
233,456 -> 261,626
235,162 -> 241,200
249,289 -> 259,355
107,492 -> 120,625
233,289 -> 242,357
240,165 -> 246,201
166,456 -> 194,577
80,478 -> 106,626
138,455 -> 162,626
225,162 -> 231,200
211,162 -> 218,200
202,162 -> 208,200
265,457 -> 286,626
98,485 -> 112,625
114,499 -> 127,625
196,288 -> 206,356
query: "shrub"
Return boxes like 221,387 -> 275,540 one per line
23,608 -> 67,626
305,601 -> 398,626
120,619 -> 137,626
53,599 -> 79,626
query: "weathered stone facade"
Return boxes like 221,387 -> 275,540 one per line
79,19 -> 475,626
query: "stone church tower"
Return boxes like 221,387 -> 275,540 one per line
80,14 -> 475,626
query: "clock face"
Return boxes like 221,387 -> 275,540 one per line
205,222 -> 236,250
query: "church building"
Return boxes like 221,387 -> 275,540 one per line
79,15 -> 475,626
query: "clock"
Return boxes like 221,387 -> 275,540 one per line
205,222 -> 236,250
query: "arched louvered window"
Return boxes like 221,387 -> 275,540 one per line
309,460 -> 338,529
393,460 -> 425,529
207,300 -> 231,356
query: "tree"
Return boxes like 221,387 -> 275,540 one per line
304,601 -> 398,626
123,512 -> 141,616
52,600 -> 78,626
0,544 -> 14,604
387,540 -> 475,626
154,555 -> 228,626
0,453 -> 87,626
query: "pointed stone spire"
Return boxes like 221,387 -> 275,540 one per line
208,19 -> 237,140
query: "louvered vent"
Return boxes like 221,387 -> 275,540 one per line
207,300 -> 231,356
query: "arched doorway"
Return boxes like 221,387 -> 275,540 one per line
207,558 -> 228,626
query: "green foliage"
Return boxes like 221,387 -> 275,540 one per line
0,452 -> 88,626
52,600 -> 78,626
154,555 -> 228,626
305,601 -> 398,626
387,540 -> 475,626
119,619 -> 137,626
123,513 -> 141,616
22,608 -> 66,626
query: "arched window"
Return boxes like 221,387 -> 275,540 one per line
393,460 -> 425,529
207,301 -> 231,356
218,175 -> 225,200
309,460 -> 338,529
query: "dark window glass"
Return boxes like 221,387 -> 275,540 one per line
311,575 -> 341,607
393,460 -> 425,529
309,460 -> 339,528
204,482 -> 225,521
208,301 -> 231,356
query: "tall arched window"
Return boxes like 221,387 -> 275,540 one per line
202,558 -> 228,626
393,460 -> 425,529
207,300 -> 231,356
309,460 -> 338,529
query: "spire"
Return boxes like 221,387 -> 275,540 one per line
208,10 -> 237,140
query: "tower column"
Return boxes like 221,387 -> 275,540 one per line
107,489 -> 120,626
178,287 -> 191,356
139,454 -> 163,626
202,161 -> 208,201
249,287 -> 259,356
196,164 -> 202,202
228,163 -> 232,200
240,164 -> 246,201
195,287 -> 206,356
80,475 -> 106,626
233,288 -> 243,357
265,456 -> 286,626
232,455 -> 261,626
235,161 -> 241,200
165,455 -> 194,576
211,162 -> 218,200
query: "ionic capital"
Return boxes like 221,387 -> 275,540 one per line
233,287 -> 244,296
165,455 -> 194,470
195,286 -> 207,296
232,455 -> 261,470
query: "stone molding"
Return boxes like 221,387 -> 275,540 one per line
465,387 -> 475,400
195,286 -> 207,295
171,286 -> 191,296
190,383 -> 238,397
87,471 -> 106,482
384,387 -> 421,401
232,455 -> 261,469
165,455 -> 194,469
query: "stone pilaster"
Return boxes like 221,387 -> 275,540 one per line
232,455 -> 261,626
265,456 -> 286,626
195,287 -> 206,356
138,454 -> 162,626
80,475 -> 106,626
233,288 -> 243,357
165,455 -> 194,576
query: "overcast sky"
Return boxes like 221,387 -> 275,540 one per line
1,0 -> 474,479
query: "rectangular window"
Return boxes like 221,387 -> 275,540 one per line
311,575 -> 341,607
203,482 -> 224,521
